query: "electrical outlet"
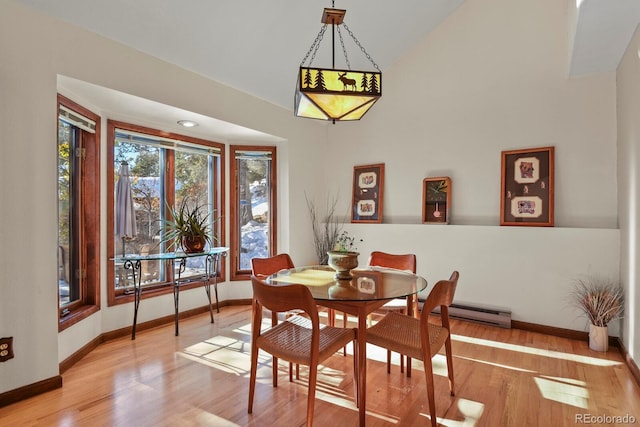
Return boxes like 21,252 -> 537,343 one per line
0,337 -> 14,362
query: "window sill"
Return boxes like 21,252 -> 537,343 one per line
231,271 -> 251,281
59,304 -> 99,332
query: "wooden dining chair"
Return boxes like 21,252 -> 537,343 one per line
248,276 -> 358,427
367,251 -> 417,374
366,271 -> 459,427
251,253 -> 295,281
251,253 -> 298,380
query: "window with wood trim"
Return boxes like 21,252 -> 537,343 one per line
230,146 -> 277,280
107,120 -> 225,306
57,94 -> 101,330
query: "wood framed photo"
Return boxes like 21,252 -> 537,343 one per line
422,177 -> 451,224
500,146 -> 554,226
351,163 -> 384,223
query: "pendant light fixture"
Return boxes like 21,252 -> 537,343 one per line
294,3 -> 382,122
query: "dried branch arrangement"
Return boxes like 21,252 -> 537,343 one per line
570,276 -> 624,327
306,193 -> 342,265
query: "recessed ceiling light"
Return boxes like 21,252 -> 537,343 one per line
177,120 -> 198,128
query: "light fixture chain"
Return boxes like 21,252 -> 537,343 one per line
300,24 -> 328,66
342,22 -> 381,72
337,26 -> 351,70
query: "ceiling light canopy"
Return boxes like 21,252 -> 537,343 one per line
295,5 -> 381,122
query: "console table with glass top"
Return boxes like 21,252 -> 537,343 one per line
113,247 -> 228,340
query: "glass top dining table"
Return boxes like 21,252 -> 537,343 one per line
267,265 -> 428,426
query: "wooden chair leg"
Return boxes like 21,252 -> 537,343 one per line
248,341 -> 259,413
386,350 -> 392,373
273,356 -> 279,387
353,340 -> 359,407
328,309 -> 335,326
343,312 -> 348,355
445,336 -> 455,395
307,364 -> 318,427
271,310 -> 280,385
423,356 -> 438,427
404,304 -> 411,376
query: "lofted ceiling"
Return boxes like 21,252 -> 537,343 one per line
14,0 -> 640,137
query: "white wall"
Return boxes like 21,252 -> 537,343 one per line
616,24 -> 640,364
325,0 -> 622,333
341,223 -> 619,332
327,0 -> 617,228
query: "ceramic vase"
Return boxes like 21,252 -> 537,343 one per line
589,324 -> 609,352
327,251 -> 359,280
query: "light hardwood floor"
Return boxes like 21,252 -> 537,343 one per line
1,305 -> 639,426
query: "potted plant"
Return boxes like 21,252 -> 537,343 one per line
569,276 -> 624,351
162,198 -> 217,253
327,231 -> 362,280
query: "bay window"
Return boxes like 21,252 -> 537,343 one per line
107,121 -> 225,305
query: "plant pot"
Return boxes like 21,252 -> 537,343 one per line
327,251 -> 359,280
589,324 -> 609,352
181,235 -> 206,253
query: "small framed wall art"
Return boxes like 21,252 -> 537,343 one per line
500,146 -> 554,226
422,177 -> 451,224
351,163 -> 384,223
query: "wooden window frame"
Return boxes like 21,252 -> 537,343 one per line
58,94 -> 101,331
230,145 -> 277,281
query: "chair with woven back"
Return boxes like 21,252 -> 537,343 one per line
251,253 -> 298,380
367,251 -> 417,374
251,253 -> 297,324
366,271 -> 460,427
251,253 -> 295,283
248,276 -> 358,427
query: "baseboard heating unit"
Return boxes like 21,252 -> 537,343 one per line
423,301 -> 512,329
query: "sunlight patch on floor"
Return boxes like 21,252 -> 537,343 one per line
312,378 -> 358,411
178,350 -> 250,375
539,375 -> 586,387
178,330 -> 365,420
363,411 -> 401,424
179,334 -> 354,388
233,321 -> 253,336
178,333 -> 251,375
250,354 -> 358,414
452,334 -> 620,367
201,348 -> 249,373
427,398 -> 485,426
455,355 -> 536,373
534,376 -> 589,409
191,408 -> 241,427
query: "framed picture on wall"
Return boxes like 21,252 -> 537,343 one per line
422,177 -> 451,224
351,163 -> 384,223
500,146 -> 554,226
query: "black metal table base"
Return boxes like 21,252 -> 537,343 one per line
123,250 -> 227,340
